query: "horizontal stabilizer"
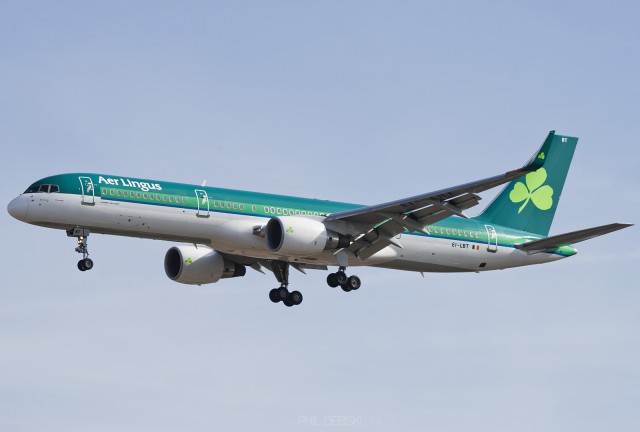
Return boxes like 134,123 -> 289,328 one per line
515,223 -> 633,252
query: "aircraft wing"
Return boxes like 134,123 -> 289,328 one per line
515,223 -> 633,253
324,131 -> 556,260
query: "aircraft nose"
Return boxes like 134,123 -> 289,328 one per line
7,195 -> 29,221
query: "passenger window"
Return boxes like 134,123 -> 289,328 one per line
156,194 -> 161,200
271,207 -> 275,213
301,211 -> 306,215
136,192 -> 141,198
169,196 -> 174,202
117,190 -> 122,197
264,207 -> 269,214
162,195 -> 167,201
50,185 -> 59,193
149,194 -> 154,200
182,197 -> 186,203
102,188 -> 107,195
464,231 -> 468,237
476,232 -> 480,238
283,209 -> 289,215
143,193 -> 148,199
110,189 -> 115,196
233,203 -> 238,209
295,210 -> 300,215
39,184 -> 50,193
240,204 -> 244,210
446,228 -> 451,235
277,208 -> 282,214
252,205 -> 256,211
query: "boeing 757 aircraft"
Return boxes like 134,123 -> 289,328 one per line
7,132 -> 632,307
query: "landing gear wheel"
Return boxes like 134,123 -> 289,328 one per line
69,228 -> 93,272
283,296 -> 295,307
341,283 -> 352,292
290,291 -> 303,305
346,275 -> 361,290
269,288 -> 281,303
267,261 -> 304,307
327,273 -> 339,288
335,271 -> 348,285
277,286 -> 289,301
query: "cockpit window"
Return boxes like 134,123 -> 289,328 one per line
24,184 -> 60,194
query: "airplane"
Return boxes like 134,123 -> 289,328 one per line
7,131 -> 632,307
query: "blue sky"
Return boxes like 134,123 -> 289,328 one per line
1,1 -> 639,431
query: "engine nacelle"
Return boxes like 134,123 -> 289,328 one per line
164,245 -> 246,285
265,216 -> 349,256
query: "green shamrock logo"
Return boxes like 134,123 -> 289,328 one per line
286,227 -> 294,234
538,152 -> 545,160
184,257 -> 193,265
509,167 -> 554,214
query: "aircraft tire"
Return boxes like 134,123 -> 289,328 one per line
290,291 -> 303,305
283,297 -> 295,307
327,273 -> 339,288
347,275 -> 361,290
277,287 -> 289,301
269,288 -> 281,303
335,271 -> 348,285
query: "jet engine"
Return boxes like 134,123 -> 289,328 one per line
164,245 -> 246,285
265,216 -> 349,256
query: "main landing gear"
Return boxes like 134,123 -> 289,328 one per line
268,261 -> 303,307
67,228 -> 94,272
326,267 -> 361,292
266,262 -> 362,306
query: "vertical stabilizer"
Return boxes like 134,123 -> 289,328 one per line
474,131 -> 578,236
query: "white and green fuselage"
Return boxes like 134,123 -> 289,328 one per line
9,172 -> 574,273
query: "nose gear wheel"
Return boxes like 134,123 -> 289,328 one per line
67,228 -> 94,272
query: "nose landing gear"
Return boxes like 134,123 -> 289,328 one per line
67,228 -> 94,271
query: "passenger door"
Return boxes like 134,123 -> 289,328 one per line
194,189 -> 209,217
485,225 -> 498,252
79,176 -> 95,205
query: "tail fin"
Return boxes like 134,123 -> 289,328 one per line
474,131 -> 578,236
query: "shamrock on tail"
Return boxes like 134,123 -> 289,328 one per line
509,168 -> 554,214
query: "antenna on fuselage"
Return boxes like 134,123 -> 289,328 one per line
201,179 -> 207,187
